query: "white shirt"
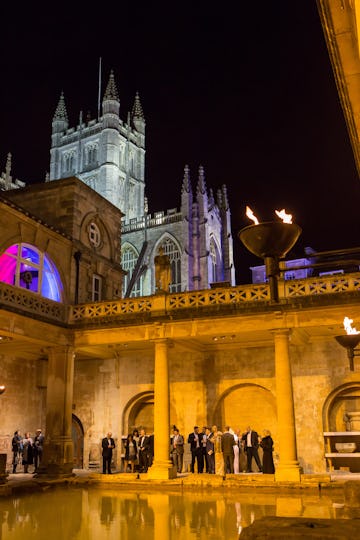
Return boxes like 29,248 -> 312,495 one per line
247,431 -> 252,447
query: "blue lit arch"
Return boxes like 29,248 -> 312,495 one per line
0,243 -> 63,302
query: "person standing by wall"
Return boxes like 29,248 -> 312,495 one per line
187,426 -> 203,473
124,433 -> 137,473
205,426 -> 215,474
138,429 -> 151,473
22,432 -> 34,473
171,427 -> 184,473
260,429 -> 275,474
102,432 -> 116,474
11,431 -> 22,474
221,426 -> 235,474
33,429 -> 44,471
242,426 -> 262,473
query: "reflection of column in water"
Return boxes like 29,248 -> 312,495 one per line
148,493 -> 170,540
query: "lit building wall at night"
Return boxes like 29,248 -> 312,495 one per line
48,71 -> 235,296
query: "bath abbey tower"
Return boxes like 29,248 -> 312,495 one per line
49,71 -> 235,297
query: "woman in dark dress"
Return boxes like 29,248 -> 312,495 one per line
124,434 -> 137,473
260,429 -> 275,474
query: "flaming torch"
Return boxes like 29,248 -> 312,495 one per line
239,206 -> 302,302
335,317 -> 360,371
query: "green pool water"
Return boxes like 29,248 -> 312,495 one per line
0,487 -> 348,539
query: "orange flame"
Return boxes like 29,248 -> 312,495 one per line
245,206 -> 259,225
343,316 -> 359,335
275,209 -> 292,224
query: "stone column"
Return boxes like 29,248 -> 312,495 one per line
273,329 -> 301,482
37,346 -> 74,477
147,339 -> 177,479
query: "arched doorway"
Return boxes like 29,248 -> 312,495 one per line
212,383 -> 277,437
322,383 -> 360,473
124,392 -> 154,435
72,414 -> 84,468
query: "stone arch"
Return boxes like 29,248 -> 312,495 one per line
212,383 -> 277,437
72,414 -> 84,468
322,381 -> 360,432
122,391 -> 154,435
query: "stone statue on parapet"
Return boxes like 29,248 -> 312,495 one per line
154,246 -> 171,293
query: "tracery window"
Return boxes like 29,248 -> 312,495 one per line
0,243 -> 63,302
209,238 -> 222,283
122,245 -> 142,297
158,237 -> 181,293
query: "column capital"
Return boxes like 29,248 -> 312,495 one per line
152,338 -> 174,348
43,345 -> 75,358
272,328 -> 291,338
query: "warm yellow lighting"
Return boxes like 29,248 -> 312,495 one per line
344,316 -> 359,335
245,206 -> 259,225
0,386 -> 5,395
275,209 -> 292,224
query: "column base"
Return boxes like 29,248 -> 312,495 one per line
275,462 -> 301,482
146,460 -> 177,480
35,438 -> 74,478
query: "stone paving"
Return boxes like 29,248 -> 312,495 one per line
1,469 -> 360,497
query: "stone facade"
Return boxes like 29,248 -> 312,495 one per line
48,71 -> 235,296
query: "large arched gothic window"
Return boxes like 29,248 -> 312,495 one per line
122,244 -> 142,297
0,243 -> 63,302
158,237 -> 181,293
209,238 -> 222,284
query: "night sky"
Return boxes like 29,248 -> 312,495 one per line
1,3 -> 359,284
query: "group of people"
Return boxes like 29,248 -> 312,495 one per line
187,425 -> 275,475
124,429 -> 154,473
102,429 -> 155,474
103,424 -> 275,476
11,429 -> 44,474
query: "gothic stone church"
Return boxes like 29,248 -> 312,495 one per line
49,71 -> 235,299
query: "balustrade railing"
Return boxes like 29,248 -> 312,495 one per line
0,282 -> 68,322
1,273 -> 359,325
69,272 -> 360,323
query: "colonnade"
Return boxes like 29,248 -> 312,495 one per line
38,331 -> 300,481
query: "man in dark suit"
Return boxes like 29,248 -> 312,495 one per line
205,427 -> 215,474
242,426 -> 262,473
102,431 -> 116,474
138,428 -> 151,472
187,426 -> 203,473
221,426 -> 235,474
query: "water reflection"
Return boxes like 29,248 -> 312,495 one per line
0,487 -> 348,540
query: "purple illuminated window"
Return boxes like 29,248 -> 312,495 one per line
0,243 -> 63,302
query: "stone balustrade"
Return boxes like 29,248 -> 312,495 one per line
1,272 -> 359,325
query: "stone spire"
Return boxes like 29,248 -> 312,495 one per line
196,165 -> 206,196
52,92 -> 68,136
103,70 -> 119,101
102,70 -> 120,124
3,152 -> 12,189
220,184 -> 229,210
132,92 -> 145,134
53,92 -> 68,122
181,165 -> 191,194
132,92 -> 145,120
208,188 -> 215,209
